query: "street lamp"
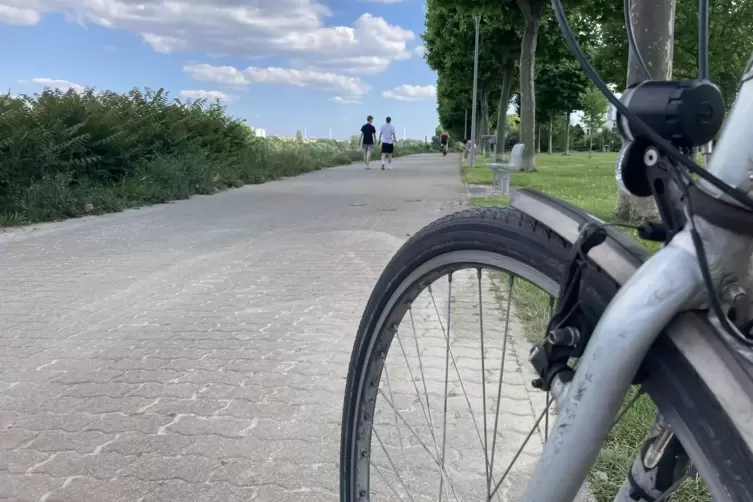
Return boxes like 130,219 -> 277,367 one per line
464,108 -> 468,141
470,14 -> 481,168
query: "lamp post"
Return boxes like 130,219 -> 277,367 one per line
470,14 -> 481,168
464,108 -> 468,140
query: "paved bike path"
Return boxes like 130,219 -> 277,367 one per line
0,154 -> 468,501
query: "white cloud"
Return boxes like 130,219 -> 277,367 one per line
382,84 -> 436,101
332,96 -> 362,104
2,2 -> 415,74
362,0 -> 408,3
185,63 -> 370,96
30,78 -> 86,93
179,89 -> 237,102
412,44 -> 426,58
0,5 -> 39,25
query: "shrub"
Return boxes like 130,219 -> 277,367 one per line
0,87 -> 427,226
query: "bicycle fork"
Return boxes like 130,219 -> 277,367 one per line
521,233 -> 707,502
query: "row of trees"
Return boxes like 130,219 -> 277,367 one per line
423,0 -> 753,175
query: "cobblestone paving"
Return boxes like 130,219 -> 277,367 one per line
0,155 -> 471,501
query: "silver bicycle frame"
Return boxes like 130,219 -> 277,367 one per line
519,60 -> 753,502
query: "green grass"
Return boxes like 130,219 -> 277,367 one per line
469,152 -> 709,502
464,152 -> 618,220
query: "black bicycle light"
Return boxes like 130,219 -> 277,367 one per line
616,79 -> 725,148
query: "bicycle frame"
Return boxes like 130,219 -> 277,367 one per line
516,59 -> 753,501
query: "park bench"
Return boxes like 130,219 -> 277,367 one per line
487,143 -> 524,195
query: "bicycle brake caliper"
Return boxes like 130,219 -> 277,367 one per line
528,222 -> 607,392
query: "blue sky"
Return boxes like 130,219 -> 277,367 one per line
1,0 -> 439,139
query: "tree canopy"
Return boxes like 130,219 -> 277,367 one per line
424,0 -> 753,165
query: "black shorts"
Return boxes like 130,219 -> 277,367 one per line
381,143 -> 394,154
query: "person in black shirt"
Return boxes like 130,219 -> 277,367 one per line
359,115 -> 377,170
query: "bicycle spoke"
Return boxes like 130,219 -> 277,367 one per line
428,282 -> 487,456
396,319 -> 440,454
383,362 -> 415,501
613,389 -> 645,427
373,426 -> 416,502
409,307 -> 451,501
478,269 -> 491,499
437,274 -> 453,502
376,387 -> 463,500
488,275 -> 515,492
489,393 -> 555,500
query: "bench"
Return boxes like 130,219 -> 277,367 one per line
487,143 -> 524,195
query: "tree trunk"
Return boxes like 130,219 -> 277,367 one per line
517,0 -> 546,171
614,0 -> 676,223
564,112 -> 570,155
536,122 -> 541,153
588,125 -> 593,158
496,64 -> 514,160
548,120 -> 553,153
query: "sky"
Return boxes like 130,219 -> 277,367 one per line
0,0 -> 439,139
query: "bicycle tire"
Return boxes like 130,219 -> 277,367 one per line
340,205 -> 753,501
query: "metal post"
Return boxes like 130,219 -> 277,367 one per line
464,108 -> 468,140
470,15 -> 481,168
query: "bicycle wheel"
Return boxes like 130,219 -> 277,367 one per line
340,206 -> 753,501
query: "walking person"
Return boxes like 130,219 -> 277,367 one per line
378,116 -> 397,170
359,115 -> 377,169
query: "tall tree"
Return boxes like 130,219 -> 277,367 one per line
516,0 -> 548,171
424,0 -> 522,155
579,85 -> 609,157
613,0 -> 676,223
536,15 -> 592,156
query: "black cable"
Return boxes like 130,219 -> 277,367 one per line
699,0 -> 709,79
672,163 -> 746,339
623,0 -> 652,81
549,0 -> 753,212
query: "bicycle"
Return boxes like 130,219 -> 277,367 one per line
340,0 -> 753,500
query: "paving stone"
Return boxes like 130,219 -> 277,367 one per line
0,155 -> 561,499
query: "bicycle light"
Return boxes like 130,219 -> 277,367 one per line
616,79 -> 725,148
616,137 -> 655,197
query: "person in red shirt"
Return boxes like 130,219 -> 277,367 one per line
440,131 -> 449,154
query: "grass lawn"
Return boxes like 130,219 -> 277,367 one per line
466,152 -> 709,502
463,152 -> 619,220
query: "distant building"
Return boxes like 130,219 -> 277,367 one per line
250,127 -> 266,138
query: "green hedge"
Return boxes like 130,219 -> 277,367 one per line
0,87 -> 427,226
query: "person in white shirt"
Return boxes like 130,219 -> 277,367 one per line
378,117 -> 397,170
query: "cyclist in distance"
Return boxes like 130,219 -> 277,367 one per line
440,130 -> 449,155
